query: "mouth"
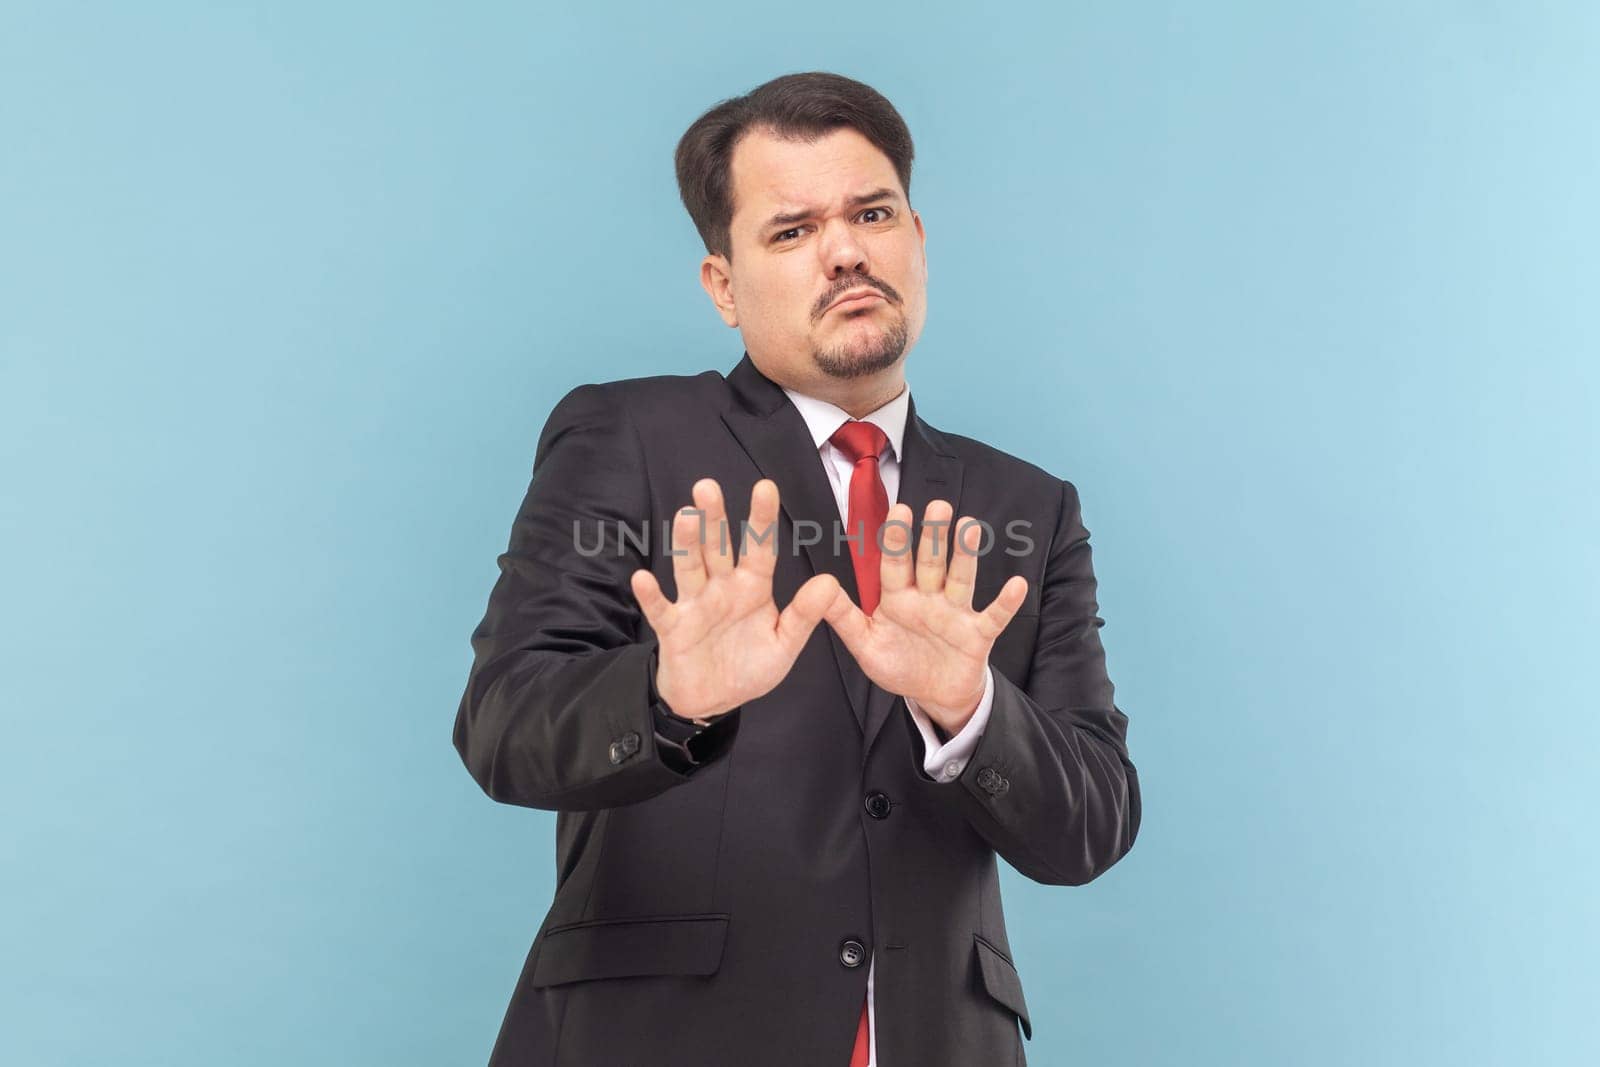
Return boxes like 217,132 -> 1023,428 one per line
828,290 -> 887,314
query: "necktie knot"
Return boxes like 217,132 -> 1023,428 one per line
829,420 -> 889,465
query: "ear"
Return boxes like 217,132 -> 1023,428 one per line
700,253 -> 738,328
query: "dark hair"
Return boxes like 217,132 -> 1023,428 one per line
674,71 -> 915,261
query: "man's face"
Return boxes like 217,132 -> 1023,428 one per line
700,125 -> 928,396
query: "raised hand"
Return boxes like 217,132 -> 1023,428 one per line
630,477 -> 840,724
824,499 -> 1029,734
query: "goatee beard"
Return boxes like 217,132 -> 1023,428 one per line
811,317 -> 908,379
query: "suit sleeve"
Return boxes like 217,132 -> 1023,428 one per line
904,663 -> 994,781
452,383 -> 738,812
932,479 -> 1140,885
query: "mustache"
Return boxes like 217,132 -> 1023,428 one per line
814,274 -> 902,319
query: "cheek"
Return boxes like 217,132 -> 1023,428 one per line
734,268 -> 778,313
888,248 -> 926,303
744,262 -> 795,301
736,269 -> 811,335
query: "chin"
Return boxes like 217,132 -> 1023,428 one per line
811,319 -> 908,380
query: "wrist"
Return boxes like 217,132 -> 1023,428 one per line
919,680 -> 985,733
651,657 -> 717,727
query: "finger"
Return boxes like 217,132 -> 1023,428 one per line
630,568 -> 678,632
879,502 -> 916,595
823,578 -> 872,648
978,575 -> 1029,640
738,478 -> 781,580
916,499 -> 954,595
943,516 -> 982,610
694,478 -> 736,578
777,572 -> 838,652
671,503 -> 708,599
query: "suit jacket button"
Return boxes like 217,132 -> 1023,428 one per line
976,767 -> 1000,793
864,791 -> 892,820
839,939 -> 866,968
609,731 -> 642,765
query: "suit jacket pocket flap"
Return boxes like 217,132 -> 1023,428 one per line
974,934 -> 1033,1040
531,914 -> 730,988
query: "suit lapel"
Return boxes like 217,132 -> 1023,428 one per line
717,352 -> 965,756
719,353 -> 873,733
862,397 -> 965,758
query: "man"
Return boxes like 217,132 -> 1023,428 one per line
453,71 -> 1140,1066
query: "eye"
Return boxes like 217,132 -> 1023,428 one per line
773,227 -> 805,243
857,206 -> 894,224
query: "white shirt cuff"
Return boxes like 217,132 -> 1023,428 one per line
904,664 -> 994,783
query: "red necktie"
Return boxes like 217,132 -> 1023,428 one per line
829,420 -> 890,617
827,419 -> 888,1067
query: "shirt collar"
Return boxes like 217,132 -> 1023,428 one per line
781,381 -> 910,463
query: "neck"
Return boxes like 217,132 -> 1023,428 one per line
785,369 -> 907,419
836,378 -> 905,419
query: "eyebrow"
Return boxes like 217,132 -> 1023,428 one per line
764,187 -> 900,229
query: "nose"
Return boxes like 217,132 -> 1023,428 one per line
818,217 -> 869,279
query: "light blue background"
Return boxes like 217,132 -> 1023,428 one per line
3,2 -> 1596,1064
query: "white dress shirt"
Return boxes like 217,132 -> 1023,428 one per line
781,380 -> 996,1067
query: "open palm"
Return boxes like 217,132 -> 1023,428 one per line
631,477 -> 839,724
825,500 -> 1028,731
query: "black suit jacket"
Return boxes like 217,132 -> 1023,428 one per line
453,353 -> 1141,1066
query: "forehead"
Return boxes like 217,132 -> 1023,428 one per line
727,126 -> 902,225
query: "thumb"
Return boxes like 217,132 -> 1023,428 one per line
980,575 -> 1029,639
631,568 -> 676,633
822,581 -> 869,648
777,573 -> 839,650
